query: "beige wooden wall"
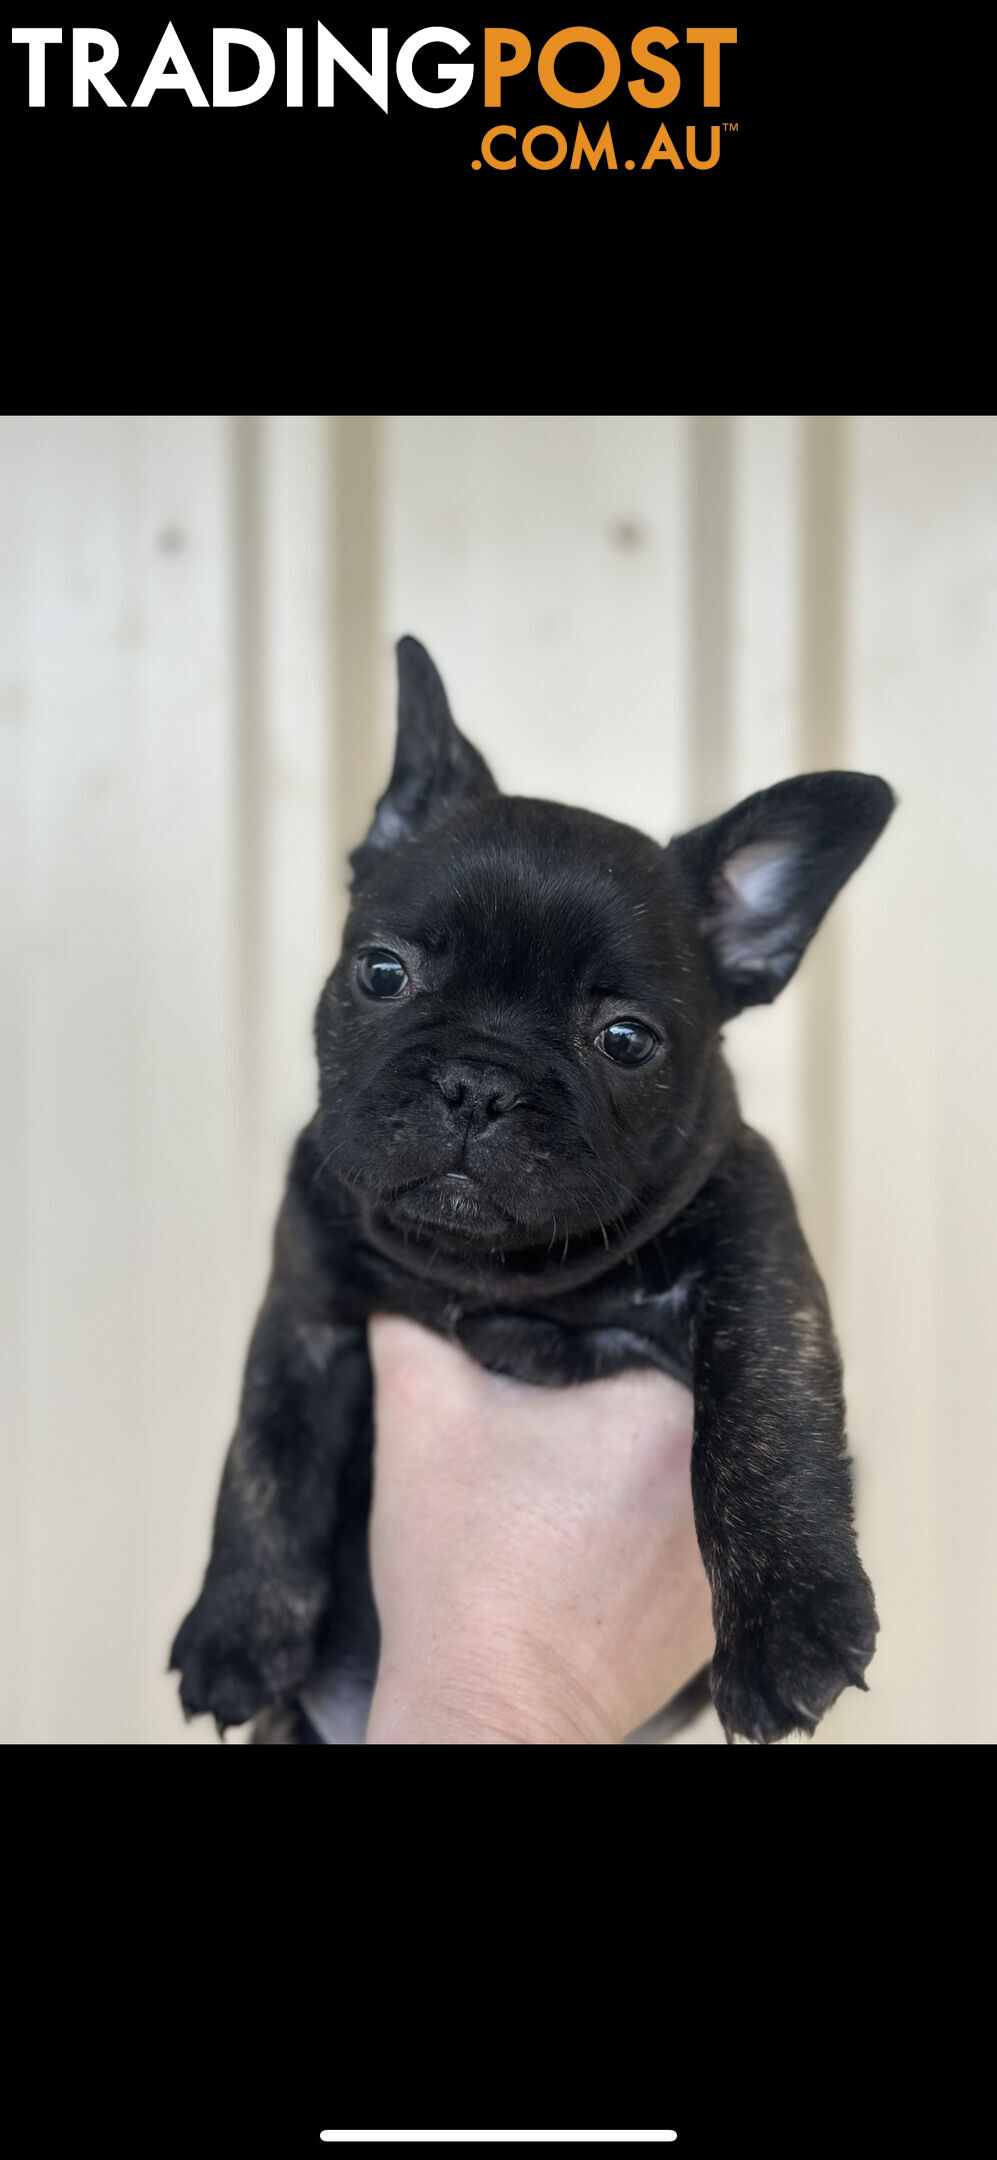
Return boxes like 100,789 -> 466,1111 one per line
2,414 -> 994,1744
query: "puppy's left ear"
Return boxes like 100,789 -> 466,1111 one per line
670,771 -> 896,1015
350,637 -> 497,886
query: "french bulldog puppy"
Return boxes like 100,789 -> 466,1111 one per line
171,638 -> 894,1744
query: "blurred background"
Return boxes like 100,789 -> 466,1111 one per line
2,413 -> 994,1744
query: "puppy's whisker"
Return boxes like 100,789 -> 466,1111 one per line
595,1169 -> 643,1212
310,1135 -> 369,1194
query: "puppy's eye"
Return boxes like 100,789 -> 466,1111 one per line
357,950 -> 409,1000
596,1020 -> 659,1067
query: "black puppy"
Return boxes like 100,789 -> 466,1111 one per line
171,638 -> 893,1745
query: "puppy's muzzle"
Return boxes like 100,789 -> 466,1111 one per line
432,1058 -> 527,1133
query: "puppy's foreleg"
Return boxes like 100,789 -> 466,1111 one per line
170,1184 -> 369,1731
688,1127 -> 878,1743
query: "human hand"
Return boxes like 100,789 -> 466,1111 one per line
365,1314 -> 715,1744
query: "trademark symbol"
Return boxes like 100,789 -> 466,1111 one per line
723,120 -> 738,131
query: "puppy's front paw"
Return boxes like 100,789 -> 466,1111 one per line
169,1581 -> 319,1733
712,1570 -> 878,1744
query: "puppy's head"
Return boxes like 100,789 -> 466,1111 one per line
314,639 -> 893,1261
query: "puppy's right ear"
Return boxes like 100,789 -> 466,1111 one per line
350,638 -> 497,887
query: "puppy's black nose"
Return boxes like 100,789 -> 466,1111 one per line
433,1060 -> 524,1126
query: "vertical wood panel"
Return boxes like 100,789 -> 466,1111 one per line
688,413 -> 733,824
0,415 -> 32,1737
16,414 -> 153,1740
835,415 -> 997,1743
132,416 -> 246,1742
332,415 -> 388,880
724,413 -> 807,1202
0,416 -> 246,1741
383,415 -> 691,837
251,413 -> 340,1260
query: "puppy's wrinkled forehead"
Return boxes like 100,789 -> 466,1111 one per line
352,797 -> 680,997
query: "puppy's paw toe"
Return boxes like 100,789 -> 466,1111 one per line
170,1595 -> 316,1730
712,1574 -> 878,1744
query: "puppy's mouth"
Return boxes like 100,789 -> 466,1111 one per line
385,1169 -> 515,1240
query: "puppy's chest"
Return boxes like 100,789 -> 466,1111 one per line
448,1271 -> 696,1389
343,1228 -> 698,1387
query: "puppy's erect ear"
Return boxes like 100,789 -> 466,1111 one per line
350,637 -> 497,887
670,771 -> 896,1015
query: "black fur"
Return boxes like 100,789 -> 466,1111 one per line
171,637 -> 894,1744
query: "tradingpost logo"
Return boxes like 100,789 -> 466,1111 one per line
10,23 -> 739,174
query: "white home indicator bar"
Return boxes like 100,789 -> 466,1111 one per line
319,2137 -> 678,2146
